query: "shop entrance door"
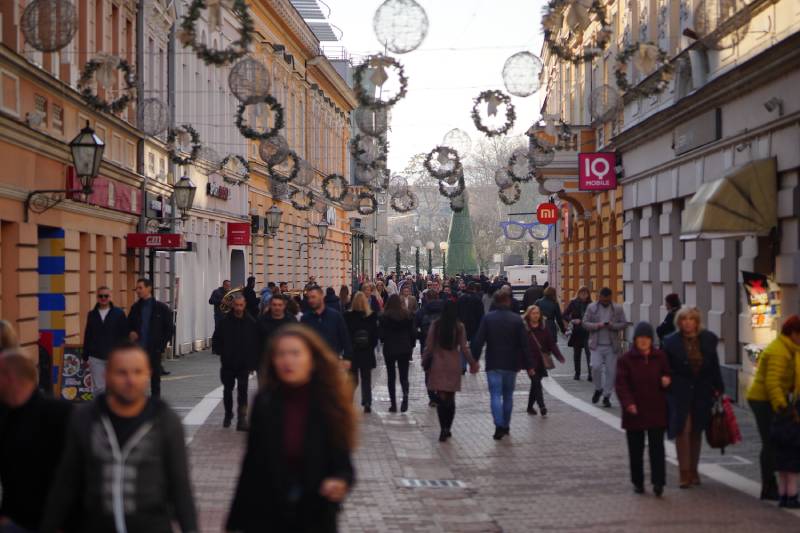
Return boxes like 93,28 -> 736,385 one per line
230,249 -> 245,287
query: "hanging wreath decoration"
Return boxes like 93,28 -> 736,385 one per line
357,191 -> 378,215
289,189 -> 314,211
220,154 -> 250,184
423,146 -> 462,180
322,174 -> 349,202
349,134 -> 388,170
353,54 -> 409,108
541,0 -> 612,64
78,56 -> 136,114
614,42 -> 674,99
498,183 -> 521,205
507,150 -> 536,183
178,0 -> 254,67
166,125 -> 202,166
267,150 -> 299,183
450,194 -> 466,213
439,175 -> 465,199
390,191 -> 418,213
472,90 -> 516,138
235,95 -> 284,140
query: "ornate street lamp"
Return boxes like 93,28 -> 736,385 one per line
425,241 -> 435,275
392,234 -> 403,275
172,176 -> 197,219
265,204 -> 283,237
316,219 -> 329,245
412,239 -> 423,276
439,241 -> 449,277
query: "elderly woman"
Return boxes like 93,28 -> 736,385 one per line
746,314 -> 800,504
662,307 -> 724,488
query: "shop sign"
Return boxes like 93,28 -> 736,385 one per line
674,108 -> 721,156
207,182 -> 230,200
578,152 -> 617,191
227,222 -> 251,246
66,167 -> 141,214
536,202 -> 558,225
562,204 -> 571,240
126,233 -> 185,249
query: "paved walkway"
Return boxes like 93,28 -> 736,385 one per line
175,349 -> 800,532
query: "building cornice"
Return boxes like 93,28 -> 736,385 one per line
264,0 -> 321,58
0,183 -> 139,225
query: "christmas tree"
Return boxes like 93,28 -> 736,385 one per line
445,196 -> 480,275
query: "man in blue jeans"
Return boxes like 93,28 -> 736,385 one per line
471,289 -> 535,440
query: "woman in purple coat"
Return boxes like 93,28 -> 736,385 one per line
615,322 -> 672,496
523,305 -> 565,417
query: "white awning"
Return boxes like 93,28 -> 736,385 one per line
681,157 -> 777,240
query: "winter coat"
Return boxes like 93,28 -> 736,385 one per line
83,304 -> 129,361
209,287 -> 227,322
258,314 -> 297,350
415,299 -> 444,350
378,314 -> 416,360
656,309 -> 677,342
534,297 -> 565,341
343,311 -> 379,370
324,294 -> 343,315
662,330 -> 725,439
457,292 -> 485,343
615,347 -> 671,431
423,322 -> 475,392
127,297 -> 174,360
471,309 -> 534,372
301,307 -> 353,361
212,312 -> 261,372
522,286 -> 544,311
563,298 -> 590,349
400,294 -> 417,314
583,301 -> 628,352
747,334 -> 800,411
226,388 -> 355,533
41,396 -> 196,533
242,286 -> 260,318
526,323 -> 565,378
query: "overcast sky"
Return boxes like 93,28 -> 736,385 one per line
322,0 -> 547,172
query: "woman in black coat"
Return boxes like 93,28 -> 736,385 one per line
662,307 -> 724,488
226,324 -> 357,533
563,286 -> 591,381
343,291 -> 379,413
379,295 -> 416,413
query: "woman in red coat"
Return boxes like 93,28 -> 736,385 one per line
615,322 -> 671,496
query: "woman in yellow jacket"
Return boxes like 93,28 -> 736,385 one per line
747,315 -> 800,502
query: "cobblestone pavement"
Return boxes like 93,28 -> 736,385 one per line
178,348 -> 800,532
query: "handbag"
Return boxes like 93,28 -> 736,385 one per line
529,329 -> 555,370
706,396 -> 734,453
770,349 -> 800,449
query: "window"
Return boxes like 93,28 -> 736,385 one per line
148,152 -> 156,176
34,94 -> 47,126
52,103 -> 63,132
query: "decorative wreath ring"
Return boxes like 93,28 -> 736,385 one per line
322,174 -> 349,202
289,189 -> 314,211
220,154 -> 250,184
614,42 -> 674,99
423,146 -> 462,180
390,191 -> 418,213
439,175 -> 465,199
507,150 -> 536,183
357,191 -> 378,215
167,125 -> 202,166
236,95 -> 285,140
78,57 -> 136,114
179,0 -> 254,66
472,90 -> 516,138
267,150 -> 299,183
349,134 -> 388,170
542,0 -> 611,64
498,183 -> 521,205
353,55 -> 409,108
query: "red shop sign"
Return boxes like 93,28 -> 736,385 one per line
227,222 -> 251,246
126,233 -> 185,249
578,152 -> 617,191
537,202 -> 558,225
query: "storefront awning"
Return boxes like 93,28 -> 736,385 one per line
681,157 -> 777,240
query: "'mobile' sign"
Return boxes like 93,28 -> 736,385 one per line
578,152 -> 617,191
126,233 -> 185,249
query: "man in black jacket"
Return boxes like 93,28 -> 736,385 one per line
213,294 -> 260,430
522,279 -> 544,311
209,279 -> 231,326
258,295 -> 296,351
301,286 -> 352,367
242,276 -> 260,318
83,286 -> 128,394
457,282 -> 485,344
41,342 -> 197,533
0,350 -> 72,532
127,278 -> 174,399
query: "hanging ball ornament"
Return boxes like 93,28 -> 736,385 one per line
258,133 -> 289,166
228,57 -> 271,104
502,51 -> 543,97
390,190 -> 418,213
21,0 -> 78,53
354,106 -> 390,137
530,137 -> 556,167
494,168 -> 513,189
589,84 -> 620,123
693,0 -> 750,51
441,128 -> 472,157
293,159 -> 315,187
140,97 -> 169,136
387,175 -> 409,197
373,0 -> 429,54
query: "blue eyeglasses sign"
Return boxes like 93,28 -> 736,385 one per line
499,221 -> 552,241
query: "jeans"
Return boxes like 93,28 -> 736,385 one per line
591,344 -> 618,397
487,370 -> 517,429
88,356 -> 107,394
384,354 -> 410,405
221,368 -> 249,415
749,399 -> 777,488
351,367 -> 372,407
626,428 -> 666,487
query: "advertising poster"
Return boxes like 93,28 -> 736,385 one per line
61,345 -> 94,402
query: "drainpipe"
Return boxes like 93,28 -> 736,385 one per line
167,16 -> 178,357
136,0 -> 147,278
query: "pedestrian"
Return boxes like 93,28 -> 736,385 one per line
325,286 -> 343,314
304,275 -> 318,291
563,286 -> 592,381
344,292 -> 379,414
257,294 -> 297,351
0,319 -> 17,350
41,342 -> 197,533
379,294 -> 416,413
400,283 -> 418,314
523,305 -> 565,417
361,282 -> 382,314
0,349 -> 72,532
258,282 -> 276,315
746,314 -> 800,502
82,286 -> 128,394
339,284 -> 351,312
375,280 -> 388,308
226,325 -> 356,533
534,286 -> 566,342
127,278 -> 174,399
279,281 -> 289,294
423,301 -> 479,442
416,289 -> 445,407
301,286 -> 353,368
212,293 -> 260,431
242,276 -> 260,318
288,295 -> 303,320
615,322 -> 671,496
583,287 -> 628,408
656,293 -> 682,344
471,290 -> 535,440
386,274 -> 399,296
522,279 -> 544,310
209,279 -> 232,326
662,307 -> 724,489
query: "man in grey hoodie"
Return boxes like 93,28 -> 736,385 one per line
583,287 -> 628,408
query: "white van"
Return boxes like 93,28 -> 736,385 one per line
504,264 -> 549,288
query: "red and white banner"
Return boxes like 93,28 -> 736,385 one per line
227,222 -> 251,246
578,152 -> 617,191
126,233 -> 185,249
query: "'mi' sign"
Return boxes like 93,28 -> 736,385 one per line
578,152 -> 617,191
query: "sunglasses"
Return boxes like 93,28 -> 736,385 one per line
98,294 -> 111,299
499,221 -> 552,241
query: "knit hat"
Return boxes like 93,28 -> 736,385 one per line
633,321 -> 655,340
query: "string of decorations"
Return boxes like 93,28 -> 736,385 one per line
498,182 -> 521,205
541,0 -> 611,64
140,97 -> 169,136
167,125 -> 202,166
220,154 -> 250,184
235,95 -> 284,140
614,42 -> 674,99
423,146 -> 462,180
289,189 -> 314,211
78,56 -> 136,114
472,90 -> 516,138
390,191 -> 418,213
357,191 -> 378,215
353,55 -> 409,108
350,134 -> 389,171
178,0 -> 254,66
267,150 -> 299,183
322,174 -> 349,202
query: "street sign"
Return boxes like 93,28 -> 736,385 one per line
126,233 -> 185,249
536,202 -> 558,225
578,152 -> 617,191
227,222 -> 251,245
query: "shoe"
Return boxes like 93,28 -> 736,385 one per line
364,405 -> 372,414
540,407 -> 548,417
602,396 -> 612,408
401,398 -> 408,412
439,430 -> 449,442
573,374 -> 580,381
389,404 -> 397,413
592,390 -> 602,404
161,367 -> 171,376
502,426 -> 510,436
235,408 -> 249,431
690,472 -> 700,486
761,482 -> 780,501
527,406 -> 537,415
493,427 -> 505,440
223,413 -> 233,428
429,400 -> 438,408
785,495 -> 800,509
633,484 -> 645,494
445,428 -> 452,438
653,485 -> 663,497
587,374 -> 593,382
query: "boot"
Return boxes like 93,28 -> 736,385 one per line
236,406 -> 249,432
401,395 -> 408,413
223,412 -> 233,428
761,478 -> 780,501
679,470 -> 691,489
